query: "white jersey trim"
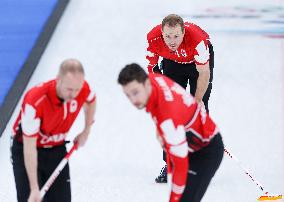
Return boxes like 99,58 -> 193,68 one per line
34,95 -> 47,107
87,90 -> 96,102
188,128 -> 217,143
184,105 -> 200,129
172,183 -> 185,195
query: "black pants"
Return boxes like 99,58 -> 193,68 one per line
180,133 -> 224,202
161,43 -> 214,163
11,139 -> 71,202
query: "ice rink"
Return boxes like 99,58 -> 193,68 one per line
0,0 -> 283,201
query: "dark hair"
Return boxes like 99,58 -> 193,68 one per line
162,14 -> 184,33
117,63 -> 148,85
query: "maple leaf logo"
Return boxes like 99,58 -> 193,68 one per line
160,119 -> 188,158
194,41 -> 210,64
21,104 -> 40,136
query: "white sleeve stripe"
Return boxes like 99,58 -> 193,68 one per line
87,90 -> 96,102
169,142 -> 188,158
148,63 -> 156,67
34,95 -> 47,106
146,50 -> 155,58
172,183 -> 185,194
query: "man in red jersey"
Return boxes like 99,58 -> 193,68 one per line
146,14 -> 214,182
118,63 -> 223,202
11,59 -> 96,202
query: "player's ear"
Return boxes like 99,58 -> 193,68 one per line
56,74 -> 61,83
145,78 -> 151,89
144,78 -> 149,85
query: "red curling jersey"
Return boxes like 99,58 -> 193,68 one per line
12,79 -> 96,148
146,74 -> 218,202
146,22 -> 210,73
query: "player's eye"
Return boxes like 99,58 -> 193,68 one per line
132,90 -> 139,96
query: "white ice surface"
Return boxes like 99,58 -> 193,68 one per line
0,0 -> 283,201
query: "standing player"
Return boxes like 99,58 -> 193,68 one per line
146,14 -> 214,182
118,63 -> 223,202
11,59 -> 96,202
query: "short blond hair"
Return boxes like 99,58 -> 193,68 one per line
162,14 -> 184,33
59,58 -> 84,76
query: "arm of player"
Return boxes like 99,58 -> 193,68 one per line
23,137 -> 41,202
156,129 -> 165,149
21,104 -> 41,202
160,119 -> 189,202
195,62 -> 210,103
169,155 -> 189,202
74,97 -> 96,147
146,43 -> 160,73
194,40 -> 210,103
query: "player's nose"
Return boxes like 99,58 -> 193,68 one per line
130,96 -> 138,105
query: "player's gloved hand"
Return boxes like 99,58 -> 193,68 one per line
153,65 -> 162,74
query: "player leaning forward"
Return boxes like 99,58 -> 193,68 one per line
146,14 -> 215,182
118,63 -> 223,202
11,59 -> 96,202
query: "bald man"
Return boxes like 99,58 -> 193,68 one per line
11,59 -> 96,202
